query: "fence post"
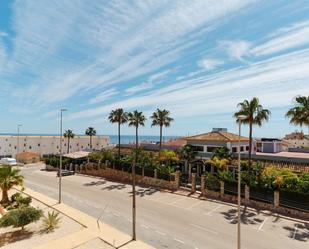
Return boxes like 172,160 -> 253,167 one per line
154,169 -> 158,179
220,181 -> 224,197
188,163 -> 192,182
274,190 -> 280,207
191,173 -> 196,193
142,167 -> 145,178
175,171 -> 180,189
245,185 -> 250,204
201,175 -> 206,195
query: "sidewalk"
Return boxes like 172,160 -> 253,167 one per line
15,187 -> 154,249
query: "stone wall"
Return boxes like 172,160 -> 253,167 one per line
77,162 -> 179,191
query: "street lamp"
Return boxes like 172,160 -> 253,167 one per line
237,115 -> 246,249
59,108 -> 67,204
17,124 -> 22,167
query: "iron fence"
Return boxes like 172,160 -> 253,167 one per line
279,190 -> 309,212
250,186 -> 273,203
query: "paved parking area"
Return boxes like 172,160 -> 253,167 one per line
22,167 -> 309,249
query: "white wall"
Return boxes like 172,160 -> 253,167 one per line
0,135 -> 109,157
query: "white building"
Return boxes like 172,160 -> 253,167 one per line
0,135 -> 109,158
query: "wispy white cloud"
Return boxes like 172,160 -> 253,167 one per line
251,20 -> 309,56
220,40 -> 251,61
125,82 -> 154,95
198,58 -> 224,71
89,88 -> 118,104
1,0 -> 253,107
69,48 -> 309,119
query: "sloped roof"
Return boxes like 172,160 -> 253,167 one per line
186,131 -> 249,142
16,152 -> 40,158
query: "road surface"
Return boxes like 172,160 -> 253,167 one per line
21,165 -> 309,249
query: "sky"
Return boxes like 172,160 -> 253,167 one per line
0,0 -> 309,138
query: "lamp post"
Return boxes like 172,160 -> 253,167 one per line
59,108 -> 67,204
17,124 -> 22,167
237,115 -> 246,249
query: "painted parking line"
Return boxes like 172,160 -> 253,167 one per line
258,217 -> 268,231
292,224 -> 298,239
185,201 -> 201,210
170,196 -> 187,205
204,204 -> 222,216
174,238 -> 185,244
189,223 -> 219,235
156,230 -> 166,236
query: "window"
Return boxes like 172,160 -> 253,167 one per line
192,145 -> 204,152
232,147 -> 237,153
38,143 -> 40,147
24,143 -> 26,147
240,146 -> 244,152
29,146 -> 32,149
246,146 -> 249,151
207,146 -> 221,153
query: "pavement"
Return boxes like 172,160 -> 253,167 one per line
20,164 -> 309,249
14,186 -> 154,249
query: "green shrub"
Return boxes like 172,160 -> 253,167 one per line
205,173 -> 220,190
5,193 -> 32,210
41,211 -> 61,233
0,206 -> 42,230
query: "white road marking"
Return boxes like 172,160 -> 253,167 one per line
185,201 -> 201,210
189,223 -> 219,235
204,204 -> 222,216
174,238 -> 185,244
258,217 -> 268,231
112,212 -> 120,217
170,196 -> 187,205
156,230 -> 166,236
292,224 -> 298,239
141,224 -> 149,229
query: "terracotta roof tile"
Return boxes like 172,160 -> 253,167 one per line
186,131 -> 249,142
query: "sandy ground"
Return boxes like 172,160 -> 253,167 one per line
0,193 -> 83,249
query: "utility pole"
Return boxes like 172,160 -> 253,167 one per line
59,108 -> 67,204
237,115 -> 246,249
17,124 -> 22,166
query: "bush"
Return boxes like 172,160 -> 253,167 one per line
218,170 -> 235,182
0,206 -> 42,230
205,173 -> 220,191
5,193 -> 32,210
41,211 -> 61,233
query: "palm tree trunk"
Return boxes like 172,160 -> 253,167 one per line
249,121 -> 253,166
67,138 -> 70,154
159,125 -> 162,151
118,122 -> 121,159
90,135 -> 92,149
0,188 -> 9,204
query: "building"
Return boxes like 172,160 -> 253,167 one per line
283,131 -> 309,149
256,138 -> 283,153
0,135 -> 109,158
186,128 -> 254,159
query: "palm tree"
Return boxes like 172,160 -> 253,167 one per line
64,129 -> 75,153
150,109 -> 174,151
85,127 -> 97,150
0,166 -> 24,204
127,110 -> 146,241
234,97 -> 271,164
286,95 -> 309,134
109,108 -> 128,159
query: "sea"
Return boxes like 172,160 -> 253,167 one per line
0,133 -> 179,145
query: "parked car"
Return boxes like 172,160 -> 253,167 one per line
57,170 -> 75,177
0,158 -> 17,166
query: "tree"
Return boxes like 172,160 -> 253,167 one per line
109,108 -> 128,159
150,109 -> 174,151
212,147 -> 230,159
85,127 -> 97,150
209,157 -> 229,171
158,149 -> 179,167
64,129 -> 75,153
179,144 -> 196,172
127,110 -> 146,240
234,97 -> 271,164
286,95 -> 309,134
0,166 -> 24,204
0,206 -> 42,230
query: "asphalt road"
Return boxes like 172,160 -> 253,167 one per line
20,165 -> 309,249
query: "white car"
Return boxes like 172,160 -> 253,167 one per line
0,158 -> 17,166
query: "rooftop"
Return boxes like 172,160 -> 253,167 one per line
186,130 -> 249,142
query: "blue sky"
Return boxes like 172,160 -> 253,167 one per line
1,0 -> 309,138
